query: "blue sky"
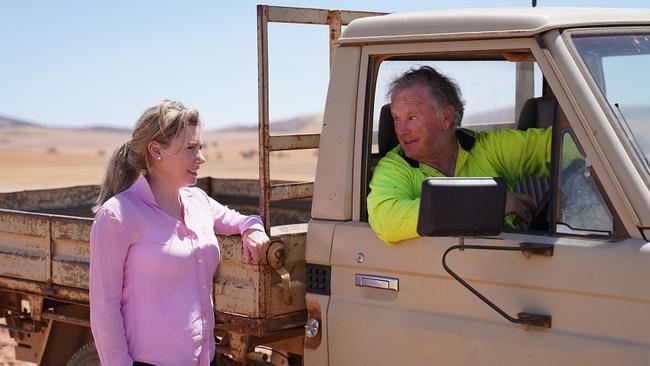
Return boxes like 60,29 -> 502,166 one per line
1,0 -> 648,129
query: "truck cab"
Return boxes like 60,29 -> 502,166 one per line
306,8 -> 650,365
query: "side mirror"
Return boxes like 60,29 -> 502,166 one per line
417,177 -> 506,237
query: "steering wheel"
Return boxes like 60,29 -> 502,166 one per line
522,158 -> 586,232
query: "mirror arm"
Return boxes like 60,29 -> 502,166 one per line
442,240 -> 553,330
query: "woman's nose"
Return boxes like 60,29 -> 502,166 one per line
197,149 -> 207,164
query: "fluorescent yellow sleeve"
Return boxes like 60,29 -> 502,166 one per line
367,127 -> 552,245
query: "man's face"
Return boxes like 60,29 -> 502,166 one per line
391,85 -> 454,162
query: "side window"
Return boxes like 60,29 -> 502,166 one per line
364,56 -> 545,223
372,59 -> 543,144
363,52 -> 621,237
557,132 -> 614,234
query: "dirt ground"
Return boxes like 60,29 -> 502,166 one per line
0,329 -> 34,366
0,124 -> 319,193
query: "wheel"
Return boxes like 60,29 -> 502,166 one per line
66,341 -> 100,366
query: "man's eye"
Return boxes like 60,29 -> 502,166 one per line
408,116 -> 417,120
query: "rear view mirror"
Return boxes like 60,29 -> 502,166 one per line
417,177 -> 506,237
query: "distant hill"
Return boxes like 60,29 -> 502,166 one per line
0,115 -> 40,128
0,113 -> 322,135
76,125 -> 131,133
463,106 -> 515,126
218,113 -> 322,134
0,115 -> 133,134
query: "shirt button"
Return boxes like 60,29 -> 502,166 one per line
198,258 -> 203,263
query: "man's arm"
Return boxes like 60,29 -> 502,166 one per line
484,127 -> 553,186
367,153 -> 421,245
484,127 -> 552,226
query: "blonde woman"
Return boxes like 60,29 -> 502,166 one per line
89,100 -> 269,366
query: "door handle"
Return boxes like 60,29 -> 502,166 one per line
355,274 -> 399,291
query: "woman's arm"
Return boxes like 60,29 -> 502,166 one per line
89,208 -> 133,366
207,195 -> 269,264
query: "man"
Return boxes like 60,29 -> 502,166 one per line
367,66 -> 551,245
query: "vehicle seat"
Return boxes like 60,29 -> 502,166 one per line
516,96 -> 556,131
512,96 -> 556,206
378,103 -> 398,158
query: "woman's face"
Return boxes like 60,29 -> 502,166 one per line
151,126 -> 206,188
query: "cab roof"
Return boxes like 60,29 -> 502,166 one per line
340,8 -> 650,43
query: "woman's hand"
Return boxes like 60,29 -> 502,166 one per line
241,229 -> 270,264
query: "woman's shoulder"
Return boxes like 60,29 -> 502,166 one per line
183,185 -> 208,195
94,189 -> 140,222
182,185 -> 216,209
182,185 -> 211,203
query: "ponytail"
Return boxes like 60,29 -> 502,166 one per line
92,141 -> 140,213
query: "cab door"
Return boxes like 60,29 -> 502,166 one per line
326,38 -> 650,365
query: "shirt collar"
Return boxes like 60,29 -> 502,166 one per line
131,175 -> 158,207
130,175 -> 194,208
453,128 -> 476,175
403,128 -> 476,176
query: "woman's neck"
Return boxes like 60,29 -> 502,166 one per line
146,173 -> 183,221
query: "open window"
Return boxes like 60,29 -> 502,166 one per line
361,50 -> 626,239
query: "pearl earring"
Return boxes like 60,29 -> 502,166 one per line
157,156 -> 162,160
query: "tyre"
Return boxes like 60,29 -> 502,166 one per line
66,341 -> 100,366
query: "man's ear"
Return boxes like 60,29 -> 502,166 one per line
147,141 -> 161,161
441,105 -> 455,130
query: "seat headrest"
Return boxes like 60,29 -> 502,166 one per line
517,96 -> 556,130
378,103 -> 399,157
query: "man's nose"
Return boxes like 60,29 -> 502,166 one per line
394,121 -> 409,135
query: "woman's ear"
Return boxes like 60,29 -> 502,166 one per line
147,141 -> 162,161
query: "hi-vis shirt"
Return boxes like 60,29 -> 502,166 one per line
368,128 -> 552,245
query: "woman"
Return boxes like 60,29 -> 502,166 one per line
90,100 -> 269,366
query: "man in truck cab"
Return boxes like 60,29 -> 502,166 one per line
367,66 -> 552,245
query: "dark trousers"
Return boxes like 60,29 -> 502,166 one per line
133,357 -> 217,366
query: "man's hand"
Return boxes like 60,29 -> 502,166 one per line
242,229 -> 271,264
505,192 -> 536,225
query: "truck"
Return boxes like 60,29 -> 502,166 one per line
2,4 -> 650,365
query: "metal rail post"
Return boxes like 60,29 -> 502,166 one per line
257,5 -> 385,232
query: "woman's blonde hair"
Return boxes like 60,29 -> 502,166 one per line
93,100 -> 201,212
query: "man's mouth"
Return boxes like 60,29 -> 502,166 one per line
188,168 -> 199,176
402,138 -> 417,146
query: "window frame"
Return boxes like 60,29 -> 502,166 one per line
357,39 -> 627,240
563,26 -> 650,188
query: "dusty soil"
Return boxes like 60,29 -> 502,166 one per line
0,329 -> 34,366
0,125 -> 319,192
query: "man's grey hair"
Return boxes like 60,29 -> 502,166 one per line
387,65 -> 465,127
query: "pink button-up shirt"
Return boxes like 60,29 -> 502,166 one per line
90,176 -> 264,366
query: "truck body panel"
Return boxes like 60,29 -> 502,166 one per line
309,8 -> 650,364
